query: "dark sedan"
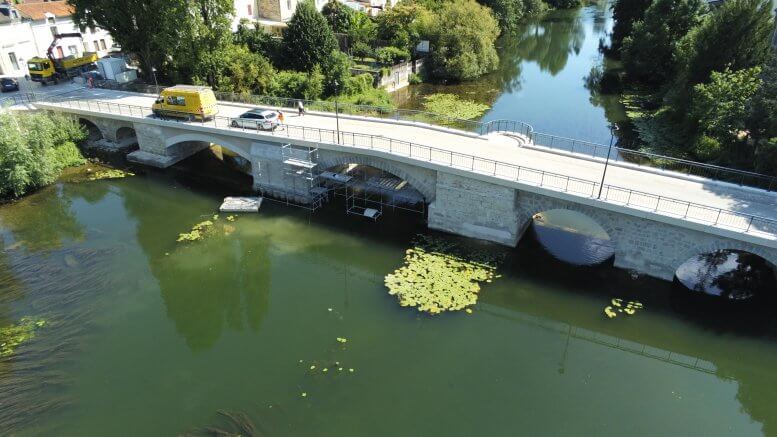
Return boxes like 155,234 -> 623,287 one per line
1,77 -> 19,92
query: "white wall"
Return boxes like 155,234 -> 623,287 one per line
29,15 -> 113,61
0,21 -> 37,76
233,0 -> 257,30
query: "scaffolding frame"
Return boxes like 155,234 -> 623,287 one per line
280,144 -> 328,211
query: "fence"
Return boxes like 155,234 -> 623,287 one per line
35,97 -> 777,239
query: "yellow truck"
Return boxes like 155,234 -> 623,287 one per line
151,85 -> 218,121
27,33 -> 98,85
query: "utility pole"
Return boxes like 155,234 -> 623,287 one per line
334,79 -> 341,145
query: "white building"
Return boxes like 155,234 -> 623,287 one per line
0,0 -> 114,77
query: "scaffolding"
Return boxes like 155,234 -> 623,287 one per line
319,164 -> 426,220
280,144 -> 328,211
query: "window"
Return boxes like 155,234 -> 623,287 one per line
287,0 -> 292,11
83,41 -> 89,52
8,53 -> 19,71
94,41 -> 100,52
100,39 -> 107,50
68,45 -> 78,55
90,26 -> 96,34
46,16 -> 55,25
50,26 -> 58,37
247,4 -> 252,15
166,96 -> 186,106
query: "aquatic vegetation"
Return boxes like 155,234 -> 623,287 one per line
422,93 -> 490,120
86,168 -> 134,181
226,215 -> 236,222
604,298 -> 644,319
336,337 -> 347,343
0,317 -> 47,357
384,235 -> 502,314
176,220 -> 215,243
188,410 -> 259,437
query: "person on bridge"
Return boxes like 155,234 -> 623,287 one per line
297,100 -> 305,116
278,110 -> 285,125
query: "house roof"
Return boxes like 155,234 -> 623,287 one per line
14,1 -> 74,20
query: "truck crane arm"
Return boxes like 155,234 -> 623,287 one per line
46,33 -> 84,62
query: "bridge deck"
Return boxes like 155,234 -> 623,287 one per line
37,88 -> 777,240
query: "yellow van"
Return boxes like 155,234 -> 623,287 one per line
151,85 -> 218,121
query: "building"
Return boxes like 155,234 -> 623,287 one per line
234,0 -> 394,32
0,0 -> 114,77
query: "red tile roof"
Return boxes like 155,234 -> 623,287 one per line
14,1 -> 74,20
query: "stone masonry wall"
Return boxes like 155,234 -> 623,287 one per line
428,171 -> 521,246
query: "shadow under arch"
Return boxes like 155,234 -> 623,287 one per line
165,133 -> 252,163
524,208 -> 615,266
674,248 -> 777,302
116,126 -> 136,142
317,155 -> 435,204
78,117 -> 102,142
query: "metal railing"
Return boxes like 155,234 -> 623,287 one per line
0,92 -> 38,107
35,96 -> 777,239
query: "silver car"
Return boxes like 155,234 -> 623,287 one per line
230,109 -> 280,131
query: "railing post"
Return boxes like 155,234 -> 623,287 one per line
746,216 -> 754,232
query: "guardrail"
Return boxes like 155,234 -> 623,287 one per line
36,97 -> 777,239
101,82 -> 777,192
0,92 -> 38,107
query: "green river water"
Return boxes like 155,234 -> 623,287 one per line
2,2 -> 777,436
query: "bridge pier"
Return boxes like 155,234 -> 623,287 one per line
428,172 -> 521,246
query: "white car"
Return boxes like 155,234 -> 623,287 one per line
231,109 -> 280,131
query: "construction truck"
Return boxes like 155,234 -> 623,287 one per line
27,33 -> 98,85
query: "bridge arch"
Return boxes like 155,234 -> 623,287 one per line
525,207 -> 616,265
116,126 -> 137,142
165,133 -> 252,163
317,154 -> 436,202
673,242 -> 777,276
78,117 -> 104,141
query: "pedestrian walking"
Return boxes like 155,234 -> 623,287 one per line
278,110 -> 285,124
297,100 -> 305,116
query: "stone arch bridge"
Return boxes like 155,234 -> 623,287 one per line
38,99 -> 777,282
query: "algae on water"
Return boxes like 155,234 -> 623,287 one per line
87,168 -> 134,181
0,317 -> 47,357
176,215 -> 239,243
384,235 -> 502,314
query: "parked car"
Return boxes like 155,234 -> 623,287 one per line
231,109 -> 280,131
1,77 -> 19,92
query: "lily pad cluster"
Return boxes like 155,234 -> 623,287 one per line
87,168 -> 134,181
384,235 -> 501,314
604,298 -> 644,319
176,215 -> 239,243
0,317 -> 46,357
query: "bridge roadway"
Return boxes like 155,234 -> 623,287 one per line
42,88 -> 777,227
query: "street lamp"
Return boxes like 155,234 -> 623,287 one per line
333,79 -> 341,144
597,124 -> 619,199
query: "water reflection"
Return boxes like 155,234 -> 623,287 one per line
675,250 -> 777,301
531,209 -> 614,265
511,10 -> 586,76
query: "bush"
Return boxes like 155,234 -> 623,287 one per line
543,0 -> 581,8
270,68 -> 325,100
336,88 -> 395,108
343,73 -> 376,95
322,50 -> 352,96
409,73 -> 423,85
375,46 -> 411,65
351,41 -> 374,59
0,111 -> 86,200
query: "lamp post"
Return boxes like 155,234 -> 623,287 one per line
333,79 -> 341,144
597,124 -> 618,199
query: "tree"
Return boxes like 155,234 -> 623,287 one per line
375,3 -> 430,51
321,50 -> 352,95
690,67 -> 762,162
621,0 -> 705,85
609,0 -> 653,52
543,0 -> 581,8
68,0 -> 186,81
478,0 -> 545,32
322,0 -> 354,33
207,44 -> 276,94
282,0 -> 339,71
348,11 -> 377,47
235,19 -> 280,59
670,0 -> 774,112
425,0 -> 500,81
270,69 -> 325,100
175,0 -> 236,87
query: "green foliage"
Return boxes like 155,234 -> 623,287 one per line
234,19 -> 281,61
621,0 -> 705,85
423,93 -> 490,119
691,67 -> 762,142
478,0 -> 546,32
409,73 -> 423,85
375,46 -> 411,65
0,111 -> 87,200
351,42 -> 374,59
271,69 -> 325,100
204,44 -> 276,95
322,0 -> 354,33
282,0 -> 339,71
543,0 -> 581,8
610,0 -> 653,52
754,137 -> 777,174
424,0 -> 500,81
322,50 -> 352,96
672,0 -> 774,107
748,55 -> 777,142
348,11 -> 378,47
375,3 -> 430,51
336,88 -> 395,107
343,73 -> 375,95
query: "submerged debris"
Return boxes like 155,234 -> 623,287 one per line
604,298 -> 644,319
384,235 -> 502,314
0,317 -> 47,357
